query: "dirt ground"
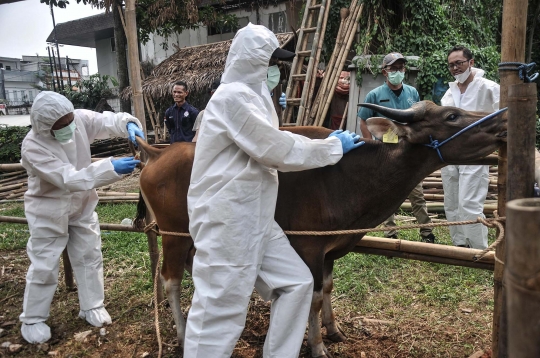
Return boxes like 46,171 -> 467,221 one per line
0,174 -> 493,358
0,249 -> 492,357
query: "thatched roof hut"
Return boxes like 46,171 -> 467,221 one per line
124,32 -> 295,100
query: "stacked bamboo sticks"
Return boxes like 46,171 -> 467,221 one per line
304,0 -> 364,126
0,171 -> 28,201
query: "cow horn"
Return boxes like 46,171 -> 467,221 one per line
359,101 -> 426,124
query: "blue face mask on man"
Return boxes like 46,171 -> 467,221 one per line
52,121 -> 76,143
267,65 -> 281,91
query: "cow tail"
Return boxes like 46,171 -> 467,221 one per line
134,191 -> 147,230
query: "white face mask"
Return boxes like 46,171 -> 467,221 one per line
53,121 -> 76,143
454,62 -> 472,83
266,65 -> 280,91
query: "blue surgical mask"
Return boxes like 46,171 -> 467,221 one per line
387,71 -> 405,86
267,65 -> 280,91
53,121 -> 76,143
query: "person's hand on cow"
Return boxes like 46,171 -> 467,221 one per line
112,156 -> 140,174
328,129 -> 365,154
127,122 -> 145,147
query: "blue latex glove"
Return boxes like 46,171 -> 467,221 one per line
112,157 -> 141,175
279,92 -> 286,109
127,122 -> 145,147
328,129 -> 365,154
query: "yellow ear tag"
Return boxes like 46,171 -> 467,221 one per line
382,129 -> 399,143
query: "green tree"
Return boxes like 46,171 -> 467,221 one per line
59,74 -> 119,110
353,0 -> 502,102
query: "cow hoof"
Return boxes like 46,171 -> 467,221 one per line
312,345 -> 333,358
326,331 -> 346,342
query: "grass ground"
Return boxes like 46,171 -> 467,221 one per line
0,196 -> 495,357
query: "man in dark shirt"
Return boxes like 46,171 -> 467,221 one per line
164,81 -> 200,143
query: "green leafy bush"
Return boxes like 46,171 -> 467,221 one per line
0,125 -> 30,163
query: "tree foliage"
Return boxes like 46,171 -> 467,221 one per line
350,0 -> 502,102
40,0 -> 238,45
60,74 -> 119,110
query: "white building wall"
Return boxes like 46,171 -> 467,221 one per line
139,3 -> 286,66
141,27 -> 208,66
95,38 -> 118,84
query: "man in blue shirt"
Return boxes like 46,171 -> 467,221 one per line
358,52 -> 436,243
164,81 -> 200,143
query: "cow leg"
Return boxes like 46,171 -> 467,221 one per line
160,235 -> 192,348
321,259 -> 346,342
306,255 -> 332,358
308,290 -> 332,358
162,275 -> 186,347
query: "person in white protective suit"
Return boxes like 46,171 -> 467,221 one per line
19,91 -> 145,344
440,45 -> 500,249
185,23 -> 365,358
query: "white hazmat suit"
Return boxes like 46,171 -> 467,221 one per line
440,68 -> 500,249
185,23 -> 344,357
19,91 -> 142,343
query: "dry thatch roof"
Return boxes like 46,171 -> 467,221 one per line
124,32 -> 294,99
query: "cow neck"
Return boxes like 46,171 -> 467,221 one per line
333,139 -> 442,230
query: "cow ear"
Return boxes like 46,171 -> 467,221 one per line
366,117 -> 408,141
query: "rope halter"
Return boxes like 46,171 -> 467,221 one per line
423,107 -> 508,162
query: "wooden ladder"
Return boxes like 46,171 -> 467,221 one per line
283,0 -> 331,125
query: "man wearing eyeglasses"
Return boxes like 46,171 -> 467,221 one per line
358,52 -> 436,244
440,45 -> 500,249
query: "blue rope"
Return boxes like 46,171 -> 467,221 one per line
498,62 -> 539,83
423,107 -> 508,162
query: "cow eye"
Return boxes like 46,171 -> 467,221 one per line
447,114 -> 458,121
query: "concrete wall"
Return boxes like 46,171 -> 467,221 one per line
95,37 -> 118,84
1,69 -> 40,103
347,68 -> 419,135
140,27 -> 208,66
139,2 -> 290,67
0,58 -> 21,71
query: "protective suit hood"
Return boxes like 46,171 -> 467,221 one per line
221,23 -> 278,85
30,91 -> 74,138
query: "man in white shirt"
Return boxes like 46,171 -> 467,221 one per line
440,45 -> 500,249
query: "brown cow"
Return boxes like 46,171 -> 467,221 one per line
134,101 -> 506,357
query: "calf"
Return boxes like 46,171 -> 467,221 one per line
135,101 -> 507,357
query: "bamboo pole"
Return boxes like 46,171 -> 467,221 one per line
300,0 -> 336,125
124,0 -> 162,304
313,1 -> 361,126
0,215 -> 494,269
506,198 -> 540,357
339,102 -> 348,130
0,164 -> 25,172
354,246 -> 494,270
308,1 -> 357,125
494,0 -> 529,354
316,4 -> 363,126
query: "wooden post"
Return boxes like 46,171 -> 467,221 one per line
62,250 -> 75,291
493,0 -> 529,356
506,198 -> 540,357
124,0 -> 163,303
